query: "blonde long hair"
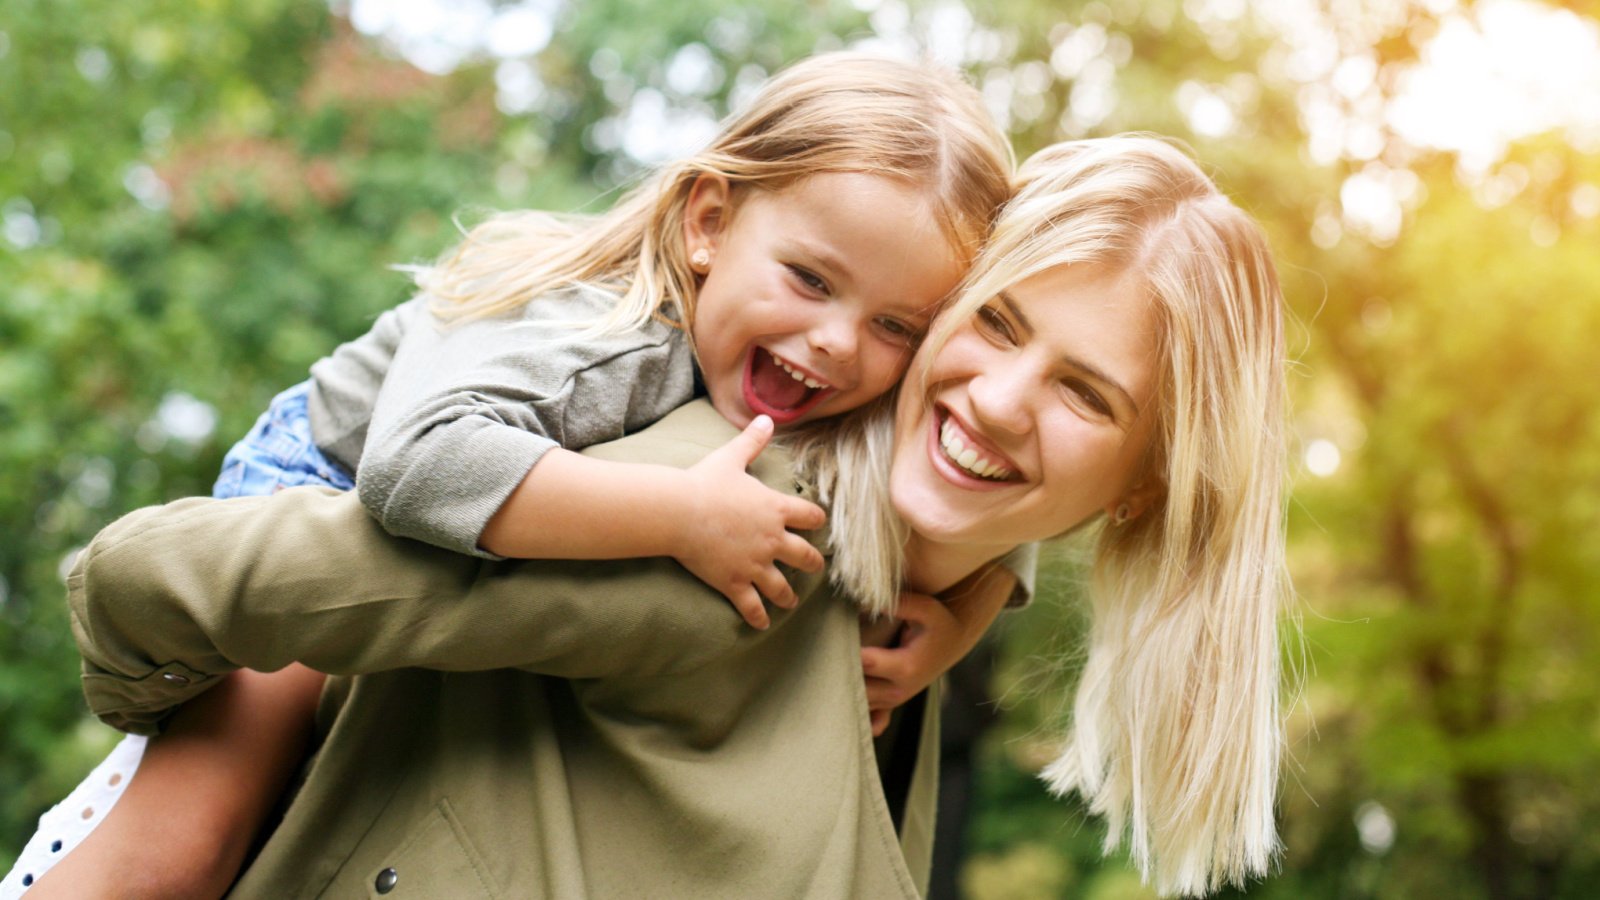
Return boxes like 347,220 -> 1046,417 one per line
803,135 -> 1291,895
415,53 -> 1013,335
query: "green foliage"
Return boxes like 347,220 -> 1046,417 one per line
4,1 -> 1600,897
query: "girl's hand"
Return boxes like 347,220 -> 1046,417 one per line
678,415 -> 826,630
861,591 -> 965,735
860,567 -> 1016,736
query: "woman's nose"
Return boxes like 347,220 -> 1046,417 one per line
967,363 -> 1032,437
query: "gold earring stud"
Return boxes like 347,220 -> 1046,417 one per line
1113,503 -> 1132,525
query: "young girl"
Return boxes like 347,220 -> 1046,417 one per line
4,51 -> 1015,897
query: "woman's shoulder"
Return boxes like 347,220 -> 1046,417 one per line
581,400 -> 740,465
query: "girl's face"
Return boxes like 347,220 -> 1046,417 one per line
890,264 -> 1162,554
685,173 -> 964,428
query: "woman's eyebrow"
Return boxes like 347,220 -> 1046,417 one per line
998,291 -> 1140,416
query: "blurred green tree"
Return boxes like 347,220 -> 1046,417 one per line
0,0 -> 542,863
3,2 -> 1599,898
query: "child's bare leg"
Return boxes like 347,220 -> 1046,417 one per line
27,664 -> 325,899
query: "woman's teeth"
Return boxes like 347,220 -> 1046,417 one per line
771,352 -> 826,389
939,419 -> 1013,480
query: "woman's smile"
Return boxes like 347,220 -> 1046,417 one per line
927,405 -> 1020,487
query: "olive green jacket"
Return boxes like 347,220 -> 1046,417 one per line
68,401 -> 940,899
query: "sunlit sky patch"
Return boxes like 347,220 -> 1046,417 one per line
1250,0 -> 1600,242
1387,0 -> 1600,169
339,0 -> 1600,183
345,0 -> 556,75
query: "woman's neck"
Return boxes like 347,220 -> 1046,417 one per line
900,533 -> 1019,596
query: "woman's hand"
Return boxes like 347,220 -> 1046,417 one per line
677,415 -> 827,630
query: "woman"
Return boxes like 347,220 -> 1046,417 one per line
43,136 -> 1288,898
800,135 -> 1288,895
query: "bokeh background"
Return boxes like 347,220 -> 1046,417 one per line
3,0 -> 1598,897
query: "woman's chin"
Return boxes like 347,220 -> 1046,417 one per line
891,480 -> 980,546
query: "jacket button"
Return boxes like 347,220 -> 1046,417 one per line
162,672 -> 191,685
375,867 -> 398,893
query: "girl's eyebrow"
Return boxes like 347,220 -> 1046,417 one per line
997,291 -> 1141,417
784,238 -> 853,287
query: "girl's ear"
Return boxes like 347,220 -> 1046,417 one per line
683,174 -> 733,262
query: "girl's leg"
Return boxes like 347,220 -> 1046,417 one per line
0,738 -> 146,898
23,665 -> 326,899
8,381 -> 349,896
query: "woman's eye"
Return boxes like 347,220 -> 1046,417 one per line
1064,379 -> 1112,418
786,264 -> 828,294
975,304 -> 1015,344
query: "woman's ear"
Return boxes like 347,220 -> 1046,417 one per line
683,174 -> 732,266
1107,479 -> 1164,525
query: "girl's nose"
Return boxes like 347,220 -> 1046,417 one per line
808,313 -> 858,366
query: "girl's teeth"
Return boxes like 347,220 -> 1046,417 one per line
771,352 -> 825,389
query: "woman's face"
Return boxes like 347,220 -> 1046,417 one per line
890,264 -> 1161,553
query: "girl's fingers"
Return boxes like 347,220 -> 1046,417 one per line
716,415 -> 775,468
753,567 -> 798,610
864,678 -> 908,712
775,535 -> 824,573
870,708 -> 891,737
864,676 -> 896,707
860,646 -> 908,680
781,496 -> 827,530
728,585 -> 771,630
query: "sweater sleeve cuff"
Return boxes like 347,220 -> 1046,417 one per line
451,425 -> 559,560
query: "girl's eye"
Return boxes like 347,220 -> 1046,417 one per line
1063,378 -> 1113,419
873,316 -> 923,347
786,264 -> 828,295
975,304 -> 1016,344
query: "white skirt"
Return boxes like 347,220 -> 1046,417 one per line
0,735 -> 147,897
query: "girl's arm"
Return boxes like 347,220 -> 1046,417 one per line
358,299 -> 822,628
353,290 -> 700,560
480,415 -> 825,630
860,564 -> 1017,735
26,665 -> 324,899
72,403 -> 821,735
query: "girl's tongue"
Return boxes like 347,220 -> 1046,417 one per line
748,350 -> 815,411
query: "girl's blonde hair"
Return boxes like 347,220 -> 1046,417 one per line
416,52 -> 1013,334
803,135 -> 1291,895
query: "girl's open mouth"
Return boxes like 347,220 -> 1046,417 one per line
744,349 -> 834,424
